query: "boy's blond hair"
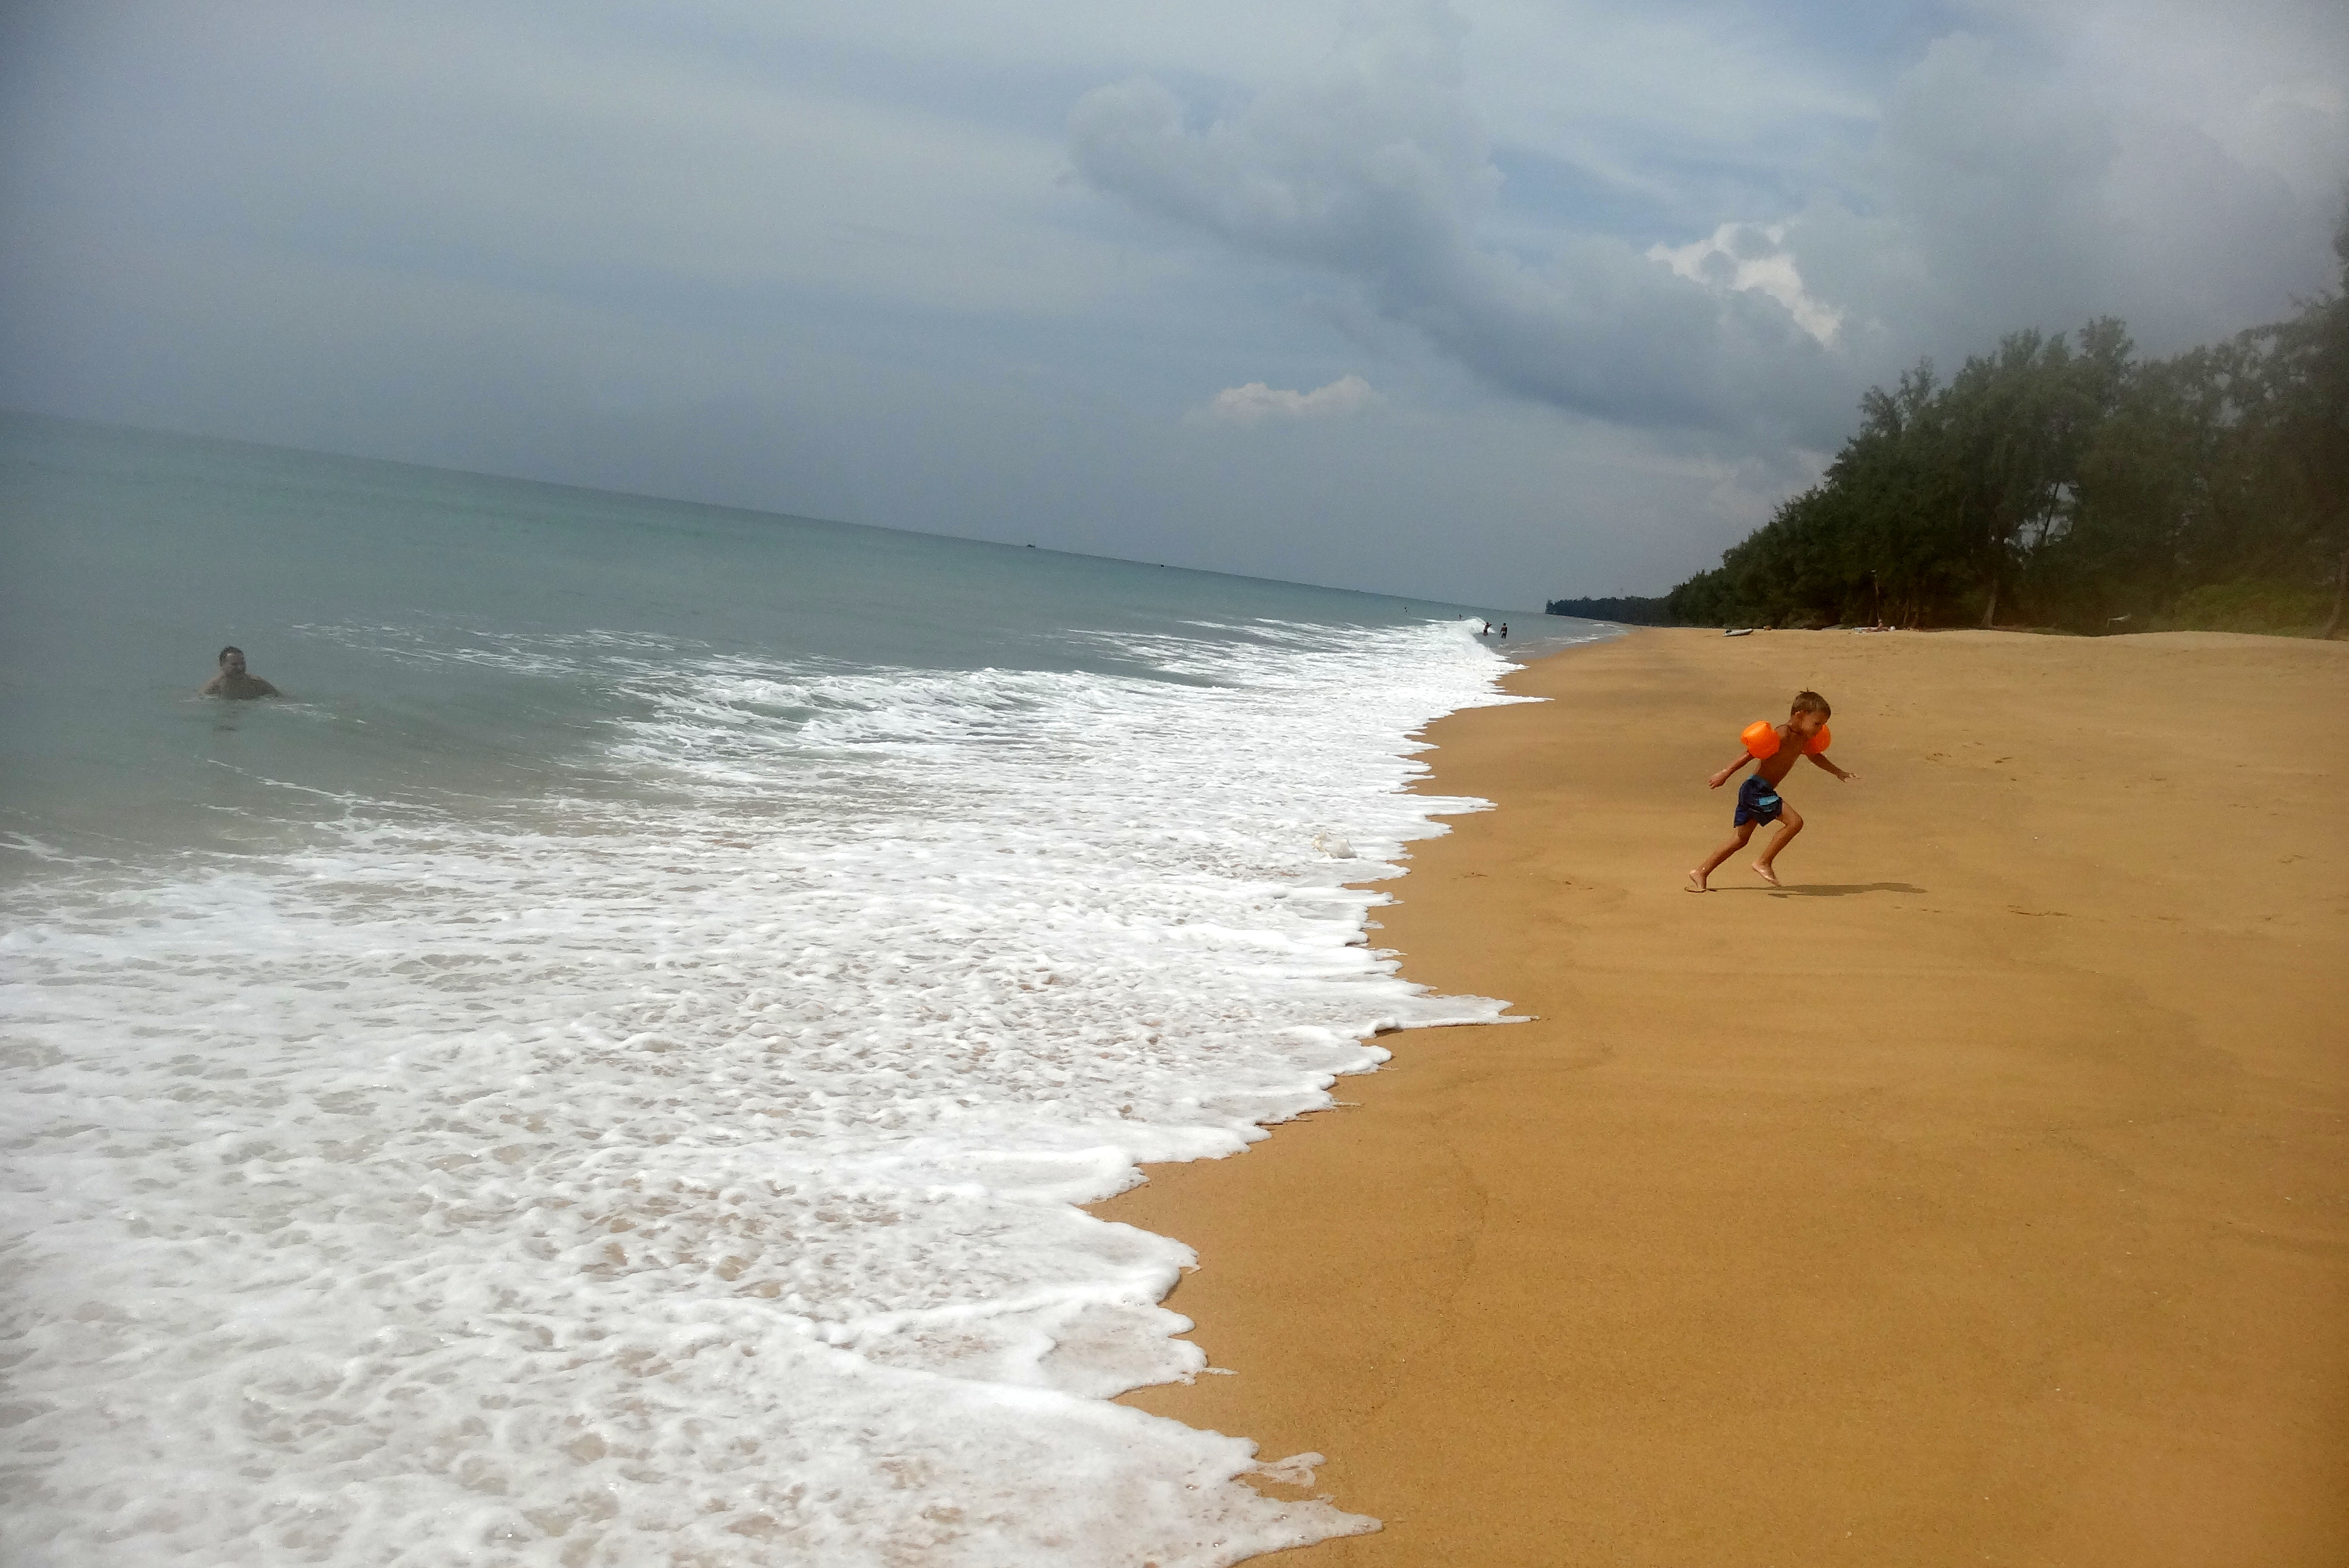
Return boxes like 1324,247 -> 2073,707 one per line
1791,690 -> 1831,719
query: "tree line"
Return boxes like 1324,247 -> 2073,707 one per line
1556,218 -> 2348,637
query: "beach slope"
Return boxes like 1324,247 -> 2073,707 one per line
1100,627 -> 2349,1566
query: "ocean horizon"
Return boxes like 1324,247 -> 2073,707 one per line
1,411 -> 1608,1566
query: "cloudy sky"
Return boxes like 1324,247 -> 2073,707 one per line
4,0 -> 2344,606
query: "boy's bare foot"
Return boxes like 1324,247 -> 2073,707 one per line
1685,870 -> 1709,892
1751,860 -> 1781,886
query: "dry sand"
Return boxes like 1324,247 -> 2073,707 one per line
1097,627 -> 2349,1567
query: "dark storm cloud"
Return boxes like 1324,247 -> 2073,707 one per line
1072,0 -> 2349,444
1069,4 -> 1854,442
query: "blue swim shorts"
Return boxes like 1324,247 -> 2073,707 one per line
1734,775 -> 1783,826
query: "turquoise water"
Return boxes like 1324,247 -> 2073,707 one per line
1,413 -> 1565,870
0,413 -> 1605,1567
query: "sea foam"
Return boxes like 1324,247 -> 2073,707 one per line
1,617 -> 1552,1566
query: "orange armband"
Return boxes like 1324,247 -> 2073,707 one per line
1742,720 -> 1831,757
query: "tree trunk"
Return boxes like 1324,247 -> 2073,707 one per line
2324,546 -> 2348,641
1981,574 -> 2001,629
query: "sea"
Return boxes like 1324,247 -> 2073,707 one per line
0,411 -> 1608,1567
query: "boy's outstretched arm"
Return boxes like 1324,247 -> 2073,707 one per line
1707,752 -> 1753,790
1806,750 -> 1858,782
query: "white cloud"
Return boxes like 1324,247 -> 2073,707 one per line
1647,222 -> 1842,344
1190,374 -> 1382,424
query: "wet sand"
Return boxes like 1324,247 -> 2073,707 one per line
1098,628 -> 2349,1566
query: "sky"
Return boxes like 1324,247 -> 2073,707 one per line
3,0 -> 2344,608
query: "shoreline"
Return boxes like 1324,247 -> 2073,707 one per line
1097,626 -> 2349,1565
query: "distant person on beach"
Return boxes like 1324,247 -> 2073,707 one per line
200,646 -> 280,700
1498,622 -> 1508,638
1686,689 -> 1856,891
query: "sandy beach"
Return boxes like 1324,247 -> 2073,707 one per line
1099,627 -> 2349,1566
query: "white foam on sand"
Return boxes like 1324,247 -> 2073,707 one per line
1,618 -> 1565,1566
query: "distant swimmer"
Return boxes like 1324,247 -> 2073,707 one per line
200,645 -> 280,700
1498,622 -> 1508,638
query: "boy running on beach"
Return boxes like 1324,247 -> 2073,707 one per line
1687,690 -> 1857,891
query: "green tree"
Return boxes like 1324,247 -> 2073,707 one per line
2236,214 -> 2349,635
1651,208 -> 2342,636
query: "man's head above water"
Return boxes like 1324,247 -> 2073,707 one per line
201,645 -> 279,700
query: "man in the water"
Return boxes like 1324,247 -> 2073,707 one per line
200,646 -> 280,700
